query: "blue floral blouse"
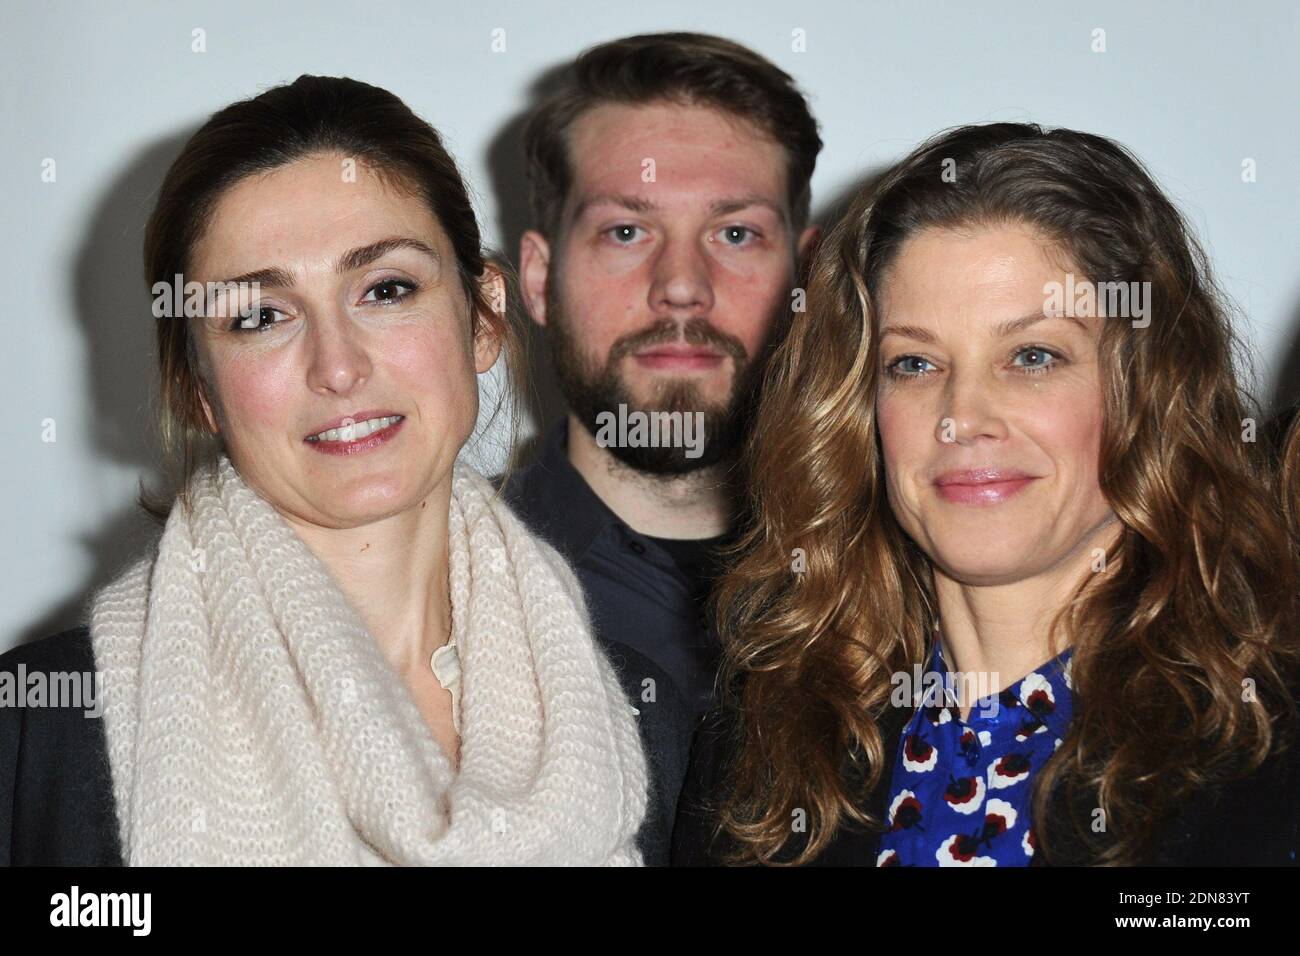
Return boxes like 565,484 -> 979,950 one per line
876,641 -> 1074,866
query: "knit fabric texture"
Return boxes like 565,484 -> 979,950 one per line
89,454 -> 647,865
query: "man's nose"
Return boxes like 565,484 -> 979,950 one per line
648,238 -> 714,317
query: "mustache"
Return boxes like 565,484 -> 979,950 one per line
606,317 -> 749,368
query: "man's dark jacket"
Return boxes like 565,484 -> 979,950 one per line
496,419 -> 724,865
497,420 -> 724,717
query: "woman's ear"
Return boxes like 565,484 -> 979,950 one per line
473,264 -> 506,374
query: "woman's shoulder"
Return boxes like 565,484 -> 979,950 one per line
0,625 -> 123,865
1158,732 -> 1300,865
0,625 -> 102,746
1040,727 -> 1300,866
1148,681 -> 1300,865
0,629 -> 96,671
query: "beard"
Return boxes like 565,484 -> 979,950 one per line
544,280 -> 771,475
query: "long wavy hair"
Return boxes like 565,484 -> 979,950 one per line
711,122 -> 1299,865
1278,406 -> 1300,554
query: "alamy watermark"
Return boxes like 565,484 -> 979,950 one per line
50,886 -> 150,936
1043,274 -> 1151,328
152,273 -> 262,323
594,403 -> 706,459
890,663 -> 1001,719
0,664 -> 103,718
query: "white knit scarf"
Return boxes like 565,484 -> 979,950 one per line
89,454 -> 646,865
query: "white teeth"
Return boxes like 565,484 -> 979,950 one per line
309,415 -> 402,443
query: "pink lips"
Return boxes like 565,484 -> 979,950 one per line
303,409 -> 405,458
633,346 -> 725,371
934,468 -> 1038,505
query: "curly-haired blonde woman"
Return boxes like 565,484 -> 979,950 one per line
672,123 -> 1299,866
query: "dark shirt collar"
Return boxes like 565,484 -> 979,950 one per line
930,640 -> 1074,741
508,417 -> 626,565
504,417 -> 738,593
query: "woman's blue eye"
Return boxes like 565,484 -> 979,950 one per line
887,356 -> 934,377
885,346 -> 1061,380
1012,346 -> 1059,373
363,279 -> 417,303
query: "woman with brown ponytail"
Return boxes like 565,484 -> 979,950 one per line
672,122 -> 1300,866
1,75 -> 648,866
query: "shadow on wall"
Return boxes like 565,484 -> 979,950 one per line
15,129 -> 199,650
484,63 -> 570,471
1265,298 -> 1300,456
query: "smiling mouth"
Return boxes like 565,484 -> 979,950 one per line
305,414 -> 405,444
934,476 -> 1037,506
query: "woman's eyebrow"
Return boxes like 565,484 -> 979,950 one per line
995,311 -> 1088,337
880,312 -> 1088,343
336,236 -> 440,274
213,236 -> 441,288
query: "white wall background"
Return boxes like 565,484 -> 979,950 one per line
2,0 -> 1297,651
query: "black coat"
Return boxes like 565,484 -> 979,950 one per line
0,627 -> 121,866
0,626 -> 690,866
670,691 -> 1300,866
